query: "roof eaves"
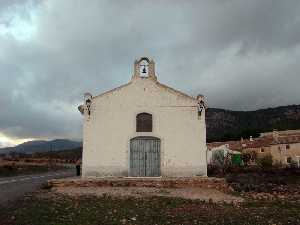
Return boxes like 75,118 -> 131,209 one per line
92,82 -> 132,100
156,81 -> 197,101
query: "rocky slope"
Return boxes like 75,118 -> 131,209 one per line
206,104 -> 300,142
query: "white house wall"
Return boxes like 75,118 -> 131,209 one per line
82,77 -> 207,177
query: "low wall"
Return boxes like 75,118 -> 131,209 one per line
49,177 -> 232,193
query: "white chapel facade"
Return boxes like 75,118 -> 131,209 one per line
79,57 -> 207,177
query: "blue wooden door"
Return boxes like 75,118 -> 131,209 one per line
130,137 -> 160,177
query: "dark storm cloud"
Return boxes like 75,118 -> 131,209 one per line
0,0 -> 300,142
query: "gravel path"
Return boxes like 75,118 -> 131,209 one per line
54,186 -> 243,203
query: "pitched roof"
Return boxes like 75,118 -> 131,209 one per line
241,137 -> 274,148
156,81 -> 197,101
92,82 -> 132,100
208,133 -> 300,150
91,79 -> 197,102
207,141 -> 243,151
276,135 -> 300,144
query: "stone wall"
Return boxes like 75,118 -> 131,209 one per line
49,177 -> 231,193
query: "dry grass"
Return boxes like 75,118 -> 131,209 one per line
0,159 -> 65,177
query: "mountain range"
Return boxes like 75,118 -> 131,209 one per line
0,139 -> 82,155
1,104 -> 300,154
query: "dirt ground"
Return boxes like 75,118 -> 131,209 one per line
1,168 -> 299,225
2,190 -> 299,225
54,186 -> 243,203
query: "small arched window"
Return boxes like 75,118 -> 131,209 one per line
136,113 -> 152,132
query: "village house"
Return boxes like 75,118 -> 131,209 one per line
78,57 -> 207,177
259,130 -> 300,166
207,129 -> 300,167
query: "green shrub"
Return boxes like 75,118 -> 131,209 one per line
241,153 -> 251,166
257,154 -> 273,169
289,160 -> 299,169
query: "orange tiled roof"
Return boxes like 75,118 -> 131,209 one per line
241,137 -> 274,148
207,141 -> 243,151
276,135 -> 300,144
207,133 -> 300,150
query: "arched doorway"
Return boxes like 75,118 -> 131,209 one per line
130,136 -> 161,177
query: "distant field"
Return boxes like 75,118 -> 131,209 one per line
0,159 -> 71,177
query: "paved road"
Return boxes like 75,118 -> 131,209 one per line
0,170 -> 75,205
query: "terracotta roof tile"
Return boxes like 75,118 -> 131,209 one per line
241,137 -> 274,148
276,135 -> 300,144
207,141 -> 243,151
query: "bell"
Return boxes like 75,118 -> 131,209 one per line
142,66 -> 147,73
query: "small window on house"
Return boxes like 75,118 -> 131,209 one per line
286,145 -> 290,149
136,113 -> 152,132
287,157 -> 292,164
261,148 -> 265,153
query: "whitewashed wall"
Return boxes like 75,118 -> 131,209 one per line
81,76 -> 207,177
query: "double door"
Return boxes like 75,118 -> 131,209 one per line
130,137 -> 161,177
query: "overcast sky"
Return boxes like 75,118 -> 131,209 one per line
0,0 -> 300,146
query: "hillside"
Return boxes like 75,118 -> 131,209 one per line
206,104 -> 300,142
33,147 -> 82,160
0,139 -> 82,155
